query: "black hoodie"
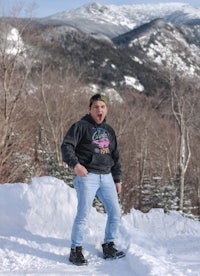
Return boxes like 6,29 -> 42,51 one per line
61,114 -> 121,183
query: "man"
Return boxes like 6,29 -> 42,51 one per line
61,93 -> 125,266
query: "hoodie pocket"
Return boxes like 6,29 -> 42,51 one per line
89,153 -> 114,170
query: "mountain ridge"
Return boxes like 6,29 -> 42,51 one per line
41,2 -> 200,38
1,2 -> 200,97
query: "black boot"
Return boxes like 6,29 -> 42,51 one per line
102,241 -> 125,259
69,246 -> 88,266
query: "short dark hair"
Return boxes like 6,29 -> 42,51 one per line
89,93 -> 108,107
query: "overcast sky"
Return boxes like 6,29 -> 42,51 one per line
3,0 -> 200,18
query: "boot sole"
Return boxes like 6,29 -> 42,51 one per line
69,258 -> 88,266
103,251 -> 126,260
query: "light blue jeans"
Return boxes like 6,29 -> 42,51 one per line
71,173 -> 121,248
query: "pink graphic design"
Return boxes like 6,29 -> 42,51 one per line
93,138 -> 110,148
92,127 -> 110,154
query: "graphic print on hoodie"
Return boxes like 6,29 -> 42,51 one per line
92,127 -> 110,155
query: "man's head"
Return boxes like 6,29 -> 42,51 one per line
89,93 -> 108,124
89,93 -> 108,107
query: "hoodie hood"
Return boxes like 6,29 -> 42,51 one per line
81,114 -> 106,126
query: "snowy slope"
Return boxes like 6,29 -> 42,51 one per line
0,176 -> 200,275
43,2 -> 200,38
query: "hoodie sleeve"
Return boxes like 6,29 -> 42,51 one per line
61,122 -> 82,168
111,131 -> 122,183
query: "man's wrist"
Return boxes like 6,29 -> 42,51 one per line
114,179 -> 122,184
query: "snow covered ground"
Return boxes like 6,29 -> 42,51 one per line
0,176 -> 200,275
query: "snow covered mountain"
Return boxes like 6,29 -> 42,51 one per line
1,2 -> 200,96
113,18 -> 200,80
42,2 -> 200,38
34,2 -> 200,94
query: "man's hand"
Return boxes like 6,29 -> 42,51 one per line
115,182 -> 122,194
74,163 -> 88,177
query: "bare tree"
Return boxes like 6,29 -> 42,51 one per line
0,3 -> 38,182
0,23 -> 31,181
169,77 -> 196,211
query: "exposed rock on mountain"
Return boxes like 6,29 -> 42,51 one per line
1,2 -> 200,97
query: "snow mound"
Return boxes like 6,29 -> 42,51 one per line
0,176 -> 199,275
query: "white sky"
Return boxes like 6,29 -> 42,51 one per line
2,0 -> 200,18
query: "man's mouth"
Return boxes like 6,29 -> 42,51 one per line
97,114 -> 102,120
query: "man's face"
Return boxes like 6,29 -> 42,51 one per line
89,100 -> 108,124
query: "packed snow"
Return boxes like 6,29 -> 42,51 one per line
123,76 -> 144,92
0,176 -> 200,275
5,28 -> 24,55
